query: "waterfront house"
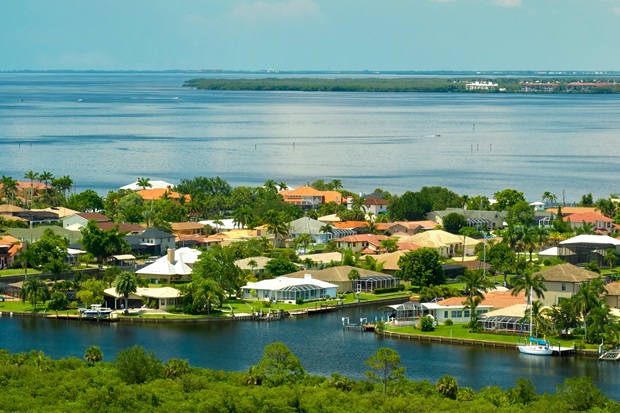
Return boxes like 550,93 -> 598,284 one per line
604,282 -> 620,309
385,220 -> 437,236
334,234 -> 390,254
397,230 -> 478,258
6,225 -> 82,245
288,216 -> 331,245
0,235 -> 22,270
535,263 -> 600,306
104,286 -> 181,310
427,208 -> 506,231
284,265 -> 399,293
136,187 -> 189,204
125,227 -> 176,256
241,275 -> 338,303
62,212 -> 110,229
234,256 -> 274,277
0,204 -> 60,226
557,234 -> 620,266
171,222 -> 206,236
563,212 -> 615,234
136,247 -> 199,284
278,186 -> 343,209
120,180 -> 175,191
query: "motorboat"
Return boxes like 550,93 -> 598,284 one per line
80,304 -> 114,318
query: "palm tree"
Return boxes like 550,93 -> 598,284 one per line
573,277 -> 607,343
522,300 -> 550,338
0,175 -> 18,204
137,177 -> 152,190
575,221 -> 596,235
532,226 -> 550,251
20,276 -> 49,311
192,278 -> 225,315
380,238 -> 399,253
84,346 -> 103,365
278,182 -> 288,191
459,270 -> 495,327
38,171 -> 53,195
542,192 -> 557,207
319,223 -> 334,244
233,206 -> 254,229
511,269 -> 547,304
295,233 -> 315,254
594,197 -> 617,219
23,170 -> 39,208
263,210 -> 290,248
114,271 -> 139,313
263,179 -> 278,193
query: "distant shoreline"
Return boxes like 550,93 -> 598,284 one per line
185,77 -> 620,94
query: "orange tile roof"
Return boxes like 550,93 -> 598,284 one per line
567,212 -> 613,223
334,234 -> 389,246
278,186 -> 343,204
437,290 -> 525,309
0,235 -> 22,256
396,242 -> 422,251
137,188 -> 190,201
546,207 -> 597,215
333,221 -> 368,229
364,197 -> 388,205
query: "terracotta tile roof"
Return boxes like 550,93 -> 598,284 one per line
396,242 -> 422,251
546,207 -> 597,215
374,250 -> 410,271
437,290 -> 526,309
333,221 -> 368,229
0,205 -> 25,213
78,212 -> 110,222
334,234 -> 389,246
375,223 -> 392,231
286,265 -> 390,282
363,197 -> 388,206
567,212 -> 613,223
278,186 -> 344,204
137,188 -> 189,201
537,263 -> 600,283
171,222 -> 206,231
0,235 -> 22,256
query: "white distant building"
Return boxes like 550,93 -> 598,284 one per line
120,180 -> 175,191
465,81 -> 498,91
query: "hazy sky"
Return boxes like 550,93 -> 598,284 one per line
2,0 -> 620,71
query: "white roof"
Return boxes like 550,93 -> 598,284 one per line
120,180 -> 175,190
198,218 -> 238,229
529,202 -> 545,206
242,276 -> 337,291
67,248 -> 86,255
137,258 -> 192,276
111,254 -> 136,260
65,223 -> 84,232
559,234 -> 620,246
104,286 -> 181,299
158,247 -> 201,265
539,247 -> 559,256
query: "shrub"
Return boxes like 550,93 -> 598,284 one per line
262,300 -> 272,308
374,286 -> 403,294
436,375 -> 458,399
115,345 -> 163,384
421,315 -> 435,332
295,297 -> 304,305
444,319 -> 454,326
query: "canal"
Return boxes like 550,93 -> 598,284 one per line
1,305 -> 618,398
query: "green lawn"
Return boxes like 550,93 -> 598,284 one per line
0,300 -> 48,312
387,323 -> 600,350
0,269 -> 41,277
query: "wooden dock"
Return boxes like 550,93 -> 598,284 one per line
599,350 -> 620,361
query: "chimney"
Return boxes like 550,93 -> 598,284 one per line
167,248 -> 175,263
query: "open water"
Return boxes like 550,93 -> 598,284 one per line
1,72 -> 620,201
1,305 -> 619,398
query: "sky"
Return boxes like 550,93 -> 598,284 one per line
1,0 -> 620,72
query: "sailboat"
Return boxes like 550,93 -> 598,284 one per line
517,286 -> 552,356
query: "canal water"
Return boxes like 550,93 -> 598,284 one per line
1,305 -> 618,398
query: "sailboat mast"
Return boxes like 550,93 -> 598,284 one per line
529,285 -> 533,340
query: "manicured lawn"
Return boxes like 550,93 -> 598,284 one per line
0,269 -> 41,277
0,300 -> 47,312
387,323 -> 599,350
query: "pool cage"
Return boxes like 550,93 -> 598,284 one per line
478,315 -> 528,334
271,284 -> 330,302
352,275 -> 400,293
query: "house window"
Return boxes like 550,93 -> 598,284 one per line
464,310 -> 470,318
561,283 -> 566,291
451,310 -> 462,318
444,311 -> 448,318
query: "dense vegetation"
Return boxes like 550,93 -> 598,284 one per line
184,77 -> 620,94
0,344 -> 616,413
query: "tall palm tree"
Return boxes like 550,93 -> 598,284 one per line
20,276 -> 49,311
511,269 -> 547,304
319,223 -> 334,244
459,270 -> 495,326
233,206 -> 254,229
605,248 -> 618,270
0,175 -> 18,204
541,192 -> 557,206
573,277 -> 607,342
23,170 -> 39,208
295,233 -> 315,254
532,226 -> 550,251
575,221 -> 596,235
38,171 -> 53,195
263,179 -> 278,193
263,210 -> 290,248
137,177 -> 152,190
114,271 -> 139,313
523,300 -> 550,338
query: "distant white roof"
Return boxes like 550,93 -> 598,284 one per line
155,247 -> 201,265
104,286 -> 181,299
67,248 -> 86,255
120,180 -> 175,191
559,234 -> 620,246
111,254 -> 136,261
242,276 -> 337,291
199,218 -> 238,230
539,247 -> 559,256
65,223 -> 84,232
136,257 -> 192,276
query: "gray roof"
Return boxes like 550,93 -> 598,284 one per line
6,226 -> 82,244
140,227 -> 175,239
288,217 -> 325,235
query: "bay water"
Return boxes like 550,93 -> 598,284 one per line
1,72 -> 620,201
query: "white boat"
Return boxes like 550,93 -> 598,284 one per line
80,304 -> 114,318
518,286 -> 552,356
518,337 -> 553,356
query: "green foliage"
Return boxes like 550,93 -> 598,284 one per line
364,348 -> 406,395
67,189 -> 104,212
164,358 -> 191,379
22,228 -> 69,269
115,345 -> 163,384
295,297 -> 304,305
396,248 -> 446,287
557,376 -> 606,411
48,291 -> 69,311
507,378 -> 537,405
374,286 -> 403,294
76,278 -> 105,307
584,260 -> 601,274
420,315 -> 435,332
20,276 -> 49,310
442,212 -> 467,234
436,375 -> 458,399
444,319 -> 454,326
493,188 -> 525,211
84,346 -> 103,365
255,342 -> 305,386
263,257 -> 298,278
80,220 -> 130,262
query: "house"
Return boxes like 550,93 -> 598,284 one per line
278,186 -> 343,209
466,81 -> 498,91
557,234 -> 620,266
136,187 -> 189,204
397,230 -> 478,258
136,248 -> 195,284
427,208 -> 506,231
288,217 -> 331,245
546,206 -> 597,216
6,226 -> 82,245
104,286 -> 181,310
346,196 -> 388,216
120,180 -> 175,191
175,234 -> 222,249
234,256 -> 274,277
125,227 -> 176,256
374,250 -> 411,275
521,82 -> 558,92
198,219 -> 238,232
424,289 -> 526,324
529,201 -> 545,212
564,212 -> 614,234
604,282 -> 620,309
298,252 -> 343,269
285,266 -> 399,293
386,220 -> 437,236
535,263 -> 600,306
241,275 -> 338,303
334,234 -> 390,254
0,235 -> 22,269
0,205 -> 60,225
62,212 -> 110,229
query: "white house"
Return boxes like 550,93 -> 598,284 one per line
241,275 -> 338,303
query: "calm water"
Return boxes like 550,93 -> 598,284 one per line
1,72 -> 620,201
1,306 -> 618,399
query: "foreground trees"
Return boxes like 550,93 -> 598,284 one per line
396,248 -> 446,287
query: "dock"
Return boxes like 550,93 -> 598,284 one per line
599,350 -> 620,361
